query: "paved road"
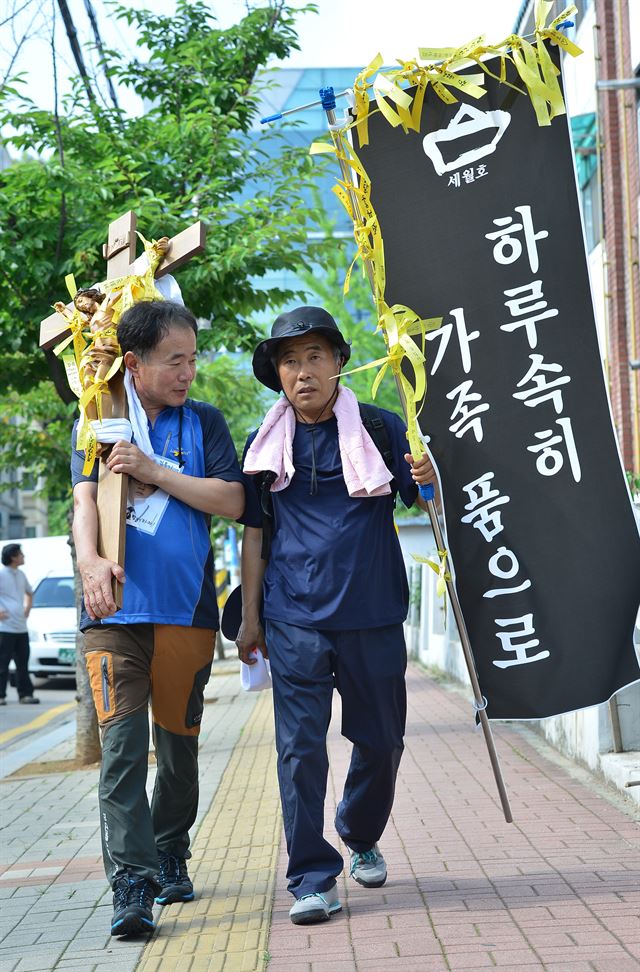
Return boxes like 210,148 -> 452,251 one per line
0,677 -> 75,735
0,678 -> 76,779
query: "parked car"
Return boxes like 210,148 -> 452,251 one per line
27,573 -> 77,679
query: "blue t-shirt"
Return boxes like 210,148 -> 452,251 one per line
240,407 -> 418,630
71,399 -> 242,631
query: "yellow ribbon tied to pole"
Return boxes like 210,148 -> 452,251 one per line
412,549 -> 452,620
348,1 -> 581,137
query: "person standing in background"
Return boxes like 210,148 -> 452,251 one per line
0,543 -> 39,705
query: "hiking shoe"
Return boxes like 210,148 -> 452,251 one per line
110,874 -> 156,936
289,883 -> 341,925
349,844 -> 387,888
155,853 -> 194,905
18,696 -> 39,704
0,698 -> 6,706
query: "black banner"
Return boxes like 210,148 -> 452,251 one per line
356,49 -> 640,719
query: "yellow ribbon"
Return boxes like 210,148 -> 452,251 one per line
313,134 -> 388,303
311,128 -> 442,459
104,355 -> 123,383
61,351 -> 82,398
52,305 -> 88,365
339,302 -> 442,458
412,549 -> 451,611
541,5 -> 583,57
96,234 -> 166,325
419,33 -> 486,64
79,379 -> 108,423
371,72 -> 414,131
352,53 -> 384,147
78,379 -> 109,475
65,274 -> 77,299
464,42 -> 526,99
81,425 -> 97,478
428,69 -> 486,103
53,232 -> 171,470
349,1 -> 581,137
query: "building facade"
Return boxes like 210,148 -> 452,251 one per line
515,0 -> 640,473
250,66 -> 364,304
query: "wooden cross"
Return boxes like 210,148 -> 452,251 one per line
40,211 -> 206,606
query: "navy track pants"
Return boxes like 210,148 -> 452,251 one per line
265,620 -> 407,898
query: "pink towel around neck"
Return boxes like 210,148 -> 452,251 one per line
243,385 -> 393,497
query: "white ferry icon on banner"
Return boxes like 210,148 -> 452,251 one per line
422,104 -> 512,176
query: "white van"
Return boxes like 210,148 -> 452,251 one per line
10,535 -> 73,590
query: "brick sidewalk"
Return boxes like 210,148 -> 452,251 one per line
266,666 -> 640,972
2,662 -> 640,971
0,663 -> 258,972
137,691 -> 280,972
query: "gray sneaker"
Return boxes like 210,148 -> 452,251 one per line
349,844 -> 387,888
289,883 -> 341,925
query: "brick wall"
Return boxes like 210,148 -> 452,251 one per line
595,0 -> 640,471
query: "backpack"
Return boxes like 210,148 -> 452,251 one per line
258,402 -> 395,562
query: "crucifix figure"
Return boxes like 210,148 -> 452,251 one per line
40,210 -> 206,605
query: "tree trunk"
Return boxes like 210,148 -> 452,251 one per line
67,511 -> 101,764
46,348 -> 77,405
75,639 -> 101,764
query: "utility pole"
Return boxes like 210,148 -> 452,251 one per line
81,0 -> 120,110
55,0 -> 95,104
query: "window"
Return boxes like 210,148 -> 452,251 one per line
573,0 -> 594,22
571,113 -> 601,251
580,173 -> 602,252
33,576 -> 75,608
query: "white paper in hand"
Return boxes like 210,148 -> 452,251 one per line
240,649 -> 272,692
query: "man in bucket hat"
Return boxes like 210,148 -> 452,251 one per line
236,305 -> 436,925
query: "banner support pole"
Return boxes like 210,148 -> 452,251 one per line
419,484 -> 513,823
320,86 -> 513,824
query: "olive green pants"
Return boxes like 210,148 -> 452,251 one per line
84,623 -> 214,889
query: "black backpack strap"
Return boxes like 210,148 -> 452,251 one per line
358,403 -> 396,490
258,471 -> 276,562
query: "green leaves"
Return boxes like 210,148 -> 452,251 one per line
0,0 -> 328,511
0,383 -> 75,510
0,1 -> 320,376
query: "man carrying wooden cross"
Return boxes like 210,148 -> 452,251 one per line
71,299 -> 244,937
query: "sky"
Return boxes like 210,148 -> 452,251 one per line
0,0 -> 526,116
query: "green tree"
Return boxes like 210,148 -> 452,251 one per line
0,0 -> 322,763
191,355 -> 273,458
1,1 -> 320,367
0,0 -> 322,464
297,195 -> 403,417
0,0 -> 333,484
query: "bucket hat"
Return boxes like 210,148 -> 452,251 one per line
252,305 -> 351,391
